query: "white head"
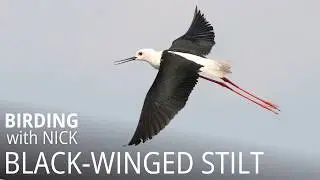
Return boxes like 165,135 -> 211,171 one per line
114,48 -> 162,69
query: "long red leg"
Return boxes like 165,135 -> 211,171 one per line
221,77 -> 280,111
200,75 -> 279,114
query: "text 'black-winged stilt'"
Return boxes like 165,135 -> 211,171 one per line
114,6 -> 280,146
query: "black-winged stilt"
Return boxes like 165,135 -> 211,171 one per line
115,6 -> 280,146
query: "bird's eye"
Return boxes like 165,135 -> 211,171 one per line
138,52 -> 143,56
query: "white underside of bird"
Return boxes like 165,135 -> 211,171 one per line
138,49 -> 232,80
168,51 -> 232,79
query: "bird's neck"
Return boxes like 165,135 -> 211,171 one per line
147,50 -> 163,69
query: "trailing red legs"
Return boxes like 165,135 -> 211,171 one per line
221,77 -> 280,111
199,75 -> 280,114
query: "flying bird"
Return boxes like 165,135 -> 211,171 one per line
114,6 -> 280,146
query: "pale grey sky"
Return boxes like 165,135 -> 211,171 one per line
0,0 -> 319,156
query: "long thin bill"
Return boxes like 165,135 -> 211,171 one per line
114,57 -> 136,65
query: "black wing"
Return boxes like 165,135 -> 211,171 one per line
128,51 -> 203,146
168,6 -> 215,57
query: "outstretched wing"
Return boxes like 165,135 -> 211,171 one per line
127,51 -> 203,146
168,6 -> 215,57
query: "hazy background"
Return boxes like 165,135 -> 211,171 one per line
0,0 -> 319,165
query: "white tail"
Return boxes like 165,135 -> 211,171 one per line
217,60 -> 232,73
204,60 -> 232,78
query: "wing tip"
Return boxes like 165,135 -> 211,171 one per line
127,133 -> 155,146
195,5 -> 205,16
125,138 -> 145,146
127,139 -> 139,146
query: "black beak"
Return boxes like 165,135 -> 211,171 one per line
114,57 -> 136,65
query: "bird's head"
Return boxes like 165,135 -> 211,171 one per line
114,48 -> 162,69
135,48 -> 156,61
